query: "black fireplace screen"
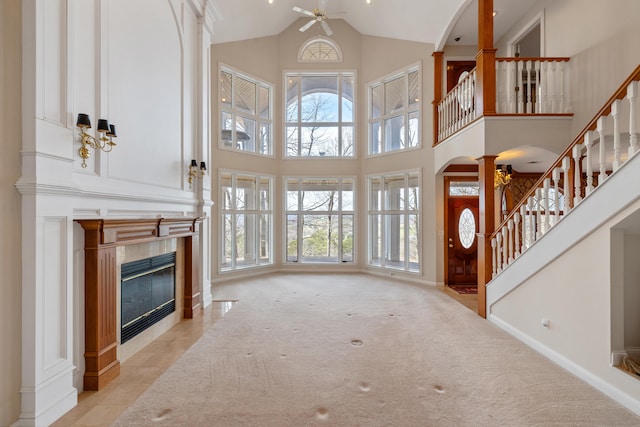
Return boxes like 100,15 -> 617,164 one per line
121,252 -> 176,344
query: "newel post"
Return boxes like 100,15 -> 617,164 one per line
476,155 -> 498,318
475,0 -> 497,117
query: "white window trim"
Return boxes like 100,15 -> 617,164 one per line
218,63 -> 274,158
283,70 -> 357,159
219,169 -> 274,273
283,175 -> 357,264
297,35 -> 343,63
366,169 -> 422,274
366,62 -> 422,158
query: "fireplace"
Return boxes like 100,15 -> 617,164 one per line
120,252 -> 176,344
77,218 -> 202,390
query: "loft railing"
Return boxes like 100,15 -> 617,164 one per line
435,57 -> 572,144
495,58 -> 571,114
489,65 -> 640,278
438,68 -> 477,141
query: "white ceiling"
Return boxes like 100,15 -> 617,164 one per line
209,0 -> 537,48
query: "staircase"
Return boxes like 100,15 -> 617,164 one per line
486,65 -> 640,417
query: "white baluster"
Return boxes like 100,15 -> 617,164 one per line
508,219 -> 514,263
535,188 -> 543,239
502,228 -> 509,268
508,61 -> 516,113
552,167 -> 561,223
520,205 -> 527,250
612,99 -> 622,171
562,156 -> 571,211
543,178 -> 551,233
550,61 -> 558,113
496,231 -> 503,273
584,132 -> 594,195
471,70 -> 477,120
491,237 -> 497,278
539,61 -> 548,113
597,117 -> 608,186
573,144 -> 583,205
517,60 -> 524,113
528,196 -> 537,243
629,81 -> 639,157
514,212 -> 521,257
525,61 -> 533,113
559,61 -> 567,113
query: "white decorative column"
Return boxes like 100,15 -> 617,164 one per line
195,0 -> 220,309
15,1 -> 78,425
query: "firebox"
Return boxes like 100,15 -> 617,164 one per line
120,252 -> 176,344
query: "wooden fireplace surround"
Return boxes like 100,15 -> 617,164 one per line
76,218 -> 202,391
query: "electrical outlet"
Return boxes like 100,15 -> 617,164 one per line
541,318 -> 550,328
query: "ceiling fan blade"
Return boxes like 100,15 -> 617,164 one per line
319,0 -> 328,11
320,20 -> 333,36
299,19 -> 317,32
293,6 -> 315,17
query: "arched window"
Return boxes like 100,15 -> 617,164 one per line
285,72 -> 355,157
298,36 -> 343,62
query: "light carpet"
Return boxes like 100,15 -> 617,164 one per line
113,273 -> 639,426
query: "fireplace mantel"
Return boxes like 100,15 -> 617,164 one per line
76,217 -> 202,390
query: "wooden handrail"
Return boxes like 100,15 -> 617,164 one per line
495,57 -> 570,62
490,64 -> 640,241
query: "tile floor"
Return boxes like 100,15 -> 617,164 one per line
52,302 -> 233,427
52,286 -> 476,426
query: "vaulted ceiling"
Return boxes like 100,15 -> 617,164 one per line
209,0 -> 537,49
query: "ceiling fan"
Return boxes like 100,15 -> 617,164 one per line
293,0 -> 333,36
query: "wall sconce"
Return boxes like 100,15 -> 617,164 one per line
188,159 -> 207,187
494,164 -> 512,188
76,113 -> 117,168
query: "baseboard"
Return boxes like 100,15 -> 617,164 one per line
489,314 -> 640,416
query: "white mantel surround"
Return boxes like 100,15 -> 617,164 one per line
14,1 -> 215,425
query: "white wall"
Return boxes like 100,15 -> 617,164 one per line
7,0 -> 214,425
210,19 -> 439,285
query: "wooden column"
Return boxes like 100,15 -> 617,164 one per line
79,220 -> 120,391
475,0 -> 496,117
432,51 -> 444,146
184,219 -> 202,319
476,156 -> 498,318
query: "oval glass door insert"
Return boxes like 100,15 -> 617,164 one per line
458,208 -> 476,249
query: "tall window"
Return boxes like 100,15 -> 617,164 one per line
220,171 -> 273,272
219,66 -> 273,156
368,64 -> 421,155
368,171 -> 420,273
285,72 -> 355,157
285,177 -> 355,263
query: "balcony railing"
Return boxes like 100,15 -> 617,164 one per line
435,57 -> 572,144
496,58 -> 571,114
490,65 -> 640,278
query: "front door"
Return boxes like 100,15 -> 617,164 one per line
446,184 -> 479,286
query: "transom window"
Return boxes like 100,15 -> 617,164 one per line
219,66 -> 273,156
285,72 -> 355,157
368,171 -> 421,273
220,171 -> 273,272
368,64 -> 421,155
298,36 -> 343,62
285,177 -> 355,263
